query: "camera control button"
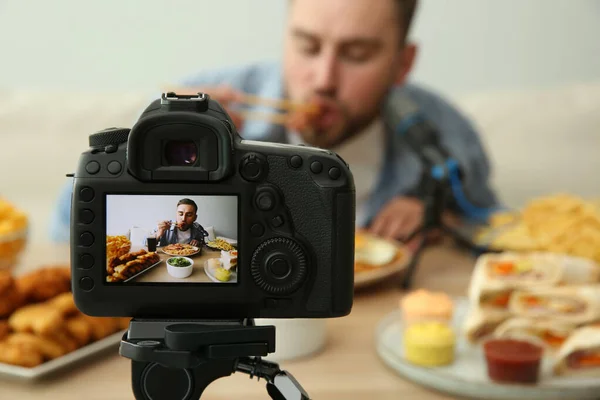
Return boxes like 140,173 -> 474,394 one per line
85,161 -> 101,175
328,167 -> 341,180
256,192 -> 275,211
268,257 -> 291,279
310,161 -> 323,174
240,153 -> 267,181
79,253 -> 94,269
104,144 -> 118,154
251,223 -> 265,237
79,187 -> 95,202
107,161 -> 122,175
79,209 -> 95,224
79,232 -> 94,247
271,215 -> 284,228
79,277 -> 94,291
289,155 -> 302,168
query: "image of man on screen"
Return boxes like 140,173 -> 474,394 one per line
154,198 -> 209,247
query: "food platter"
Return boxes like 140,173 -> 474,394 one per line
0,330 -> 125,381
122,259 -> 163,283
376,297 -> 600,400
205,238 -> 236,251
159,243 -> 201,257
203,259 -> 237,283
354,231 -> 412,289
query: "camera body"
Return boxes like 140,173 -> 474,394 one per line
70,93 -> 356,319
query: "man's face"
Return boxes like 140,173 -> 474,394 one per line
283,0 -> 417,148
176,204 -> 197,231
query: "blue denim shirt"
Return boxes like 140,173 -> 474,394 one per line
49,61 -> 499,243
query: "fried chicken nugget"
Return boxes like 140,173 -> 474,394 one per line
81,316 -> 120,341
0,320 -> 10,340
65,315 -> 93,347
16,266 -> 71,303
0,270 -> 24,317
49,292 -> 78,318
8,303 -> 63,336
0,341 -> 43,368
6,332 -> 66,360
44,329 -> 79,353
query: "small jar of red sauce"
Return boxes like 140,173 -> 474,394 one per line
483,339 -> 543,384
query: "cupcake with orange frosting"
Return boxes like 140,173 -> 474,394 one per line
400,289 -> 454,327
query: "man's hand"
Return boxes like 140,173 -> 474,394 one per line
163,85 -> 245,130
156,220 -> 170,240
190,239 -> 200,247
368,197 -> 424,242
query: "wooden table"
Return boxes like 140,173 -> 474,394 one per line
1,239 -> 477,400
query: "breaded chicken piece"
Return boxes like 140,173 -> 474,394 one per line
81,316 -> 120,341
16,266 -> 71,303
117,317 -> 131,331
0,341 -> 44,367
6,332 -> 66,360
0,270 -> 24,317
43,329 -> 79,353
0,320 -> 10,340
8,303 -> 64,336
49,292 -> 78,318
65,315 -> 93,347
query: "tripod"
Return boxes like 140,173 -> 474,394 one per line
400,163 -> 489,290
120,318 -> 310,400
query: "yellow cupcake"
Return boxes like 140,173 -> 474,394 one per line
403,321 -> 455,367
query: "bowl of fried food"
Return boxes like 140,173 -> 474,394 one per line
0,197 -> 29,272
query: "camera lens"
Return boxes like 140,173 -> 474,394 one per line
164,140 -> 198,166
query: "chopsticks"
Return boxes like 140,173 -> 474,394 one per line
160,86 -> 311,126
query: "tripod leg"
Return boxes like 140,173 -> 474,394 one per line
400,228 -> 429,290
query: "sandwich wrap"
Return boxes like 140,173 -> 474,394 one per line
468,252 -> 563,311
462,306 -> 511,344
553,325 -> 600,377
493,317 -> 576,352
508,285 -> 600,325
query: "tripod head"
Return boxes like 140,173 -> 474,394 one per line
120,318 -> 310,400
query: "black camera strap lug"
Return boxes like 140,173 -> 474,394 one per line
120,318 -> 311,400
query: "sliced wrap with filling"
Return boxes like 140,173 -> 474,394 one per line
468,252 -> 563,311
493,317 -> 575,352
462,306 -> 511,344
508,285 -> 600,325
553,325 -> 600,377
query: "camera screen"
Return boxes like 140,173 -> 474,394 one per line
105,194 -> 238,284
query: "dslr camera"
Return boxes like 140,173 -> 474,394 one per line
70,92 -> 356,320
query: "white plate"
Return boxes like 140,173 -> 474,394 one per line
159,245 -> 201,257
375,297 -> 600,400
203,259 -> 238,283
354,236 -> 411,289
0,330 -> 125,381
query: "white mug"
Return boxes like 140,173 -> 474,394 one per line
254,318 -> 328,362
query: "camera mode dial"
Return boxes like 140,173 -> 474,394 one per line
251,237 -> 307,295
89,127 -> 130,148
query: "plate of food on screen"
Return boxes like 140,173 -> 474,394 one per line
205,238 -> 236,251
160,243 -> 201,257
204,255 -> 238,283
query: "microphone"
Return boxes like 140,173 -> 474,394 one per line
390,97 -> 496,222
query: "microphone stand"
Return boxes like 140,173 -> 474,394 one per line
399,162 -> 493,290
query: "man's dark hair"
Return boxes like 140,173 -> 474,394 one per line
395,0 -> 419,40
177,198 -> 198,214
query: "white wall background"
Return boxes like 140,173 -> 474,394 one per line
105,195 -> 238,239
0,0 -> 598,99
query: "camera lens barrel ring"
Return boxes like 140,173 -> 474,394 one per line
250,237 -> 308,295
